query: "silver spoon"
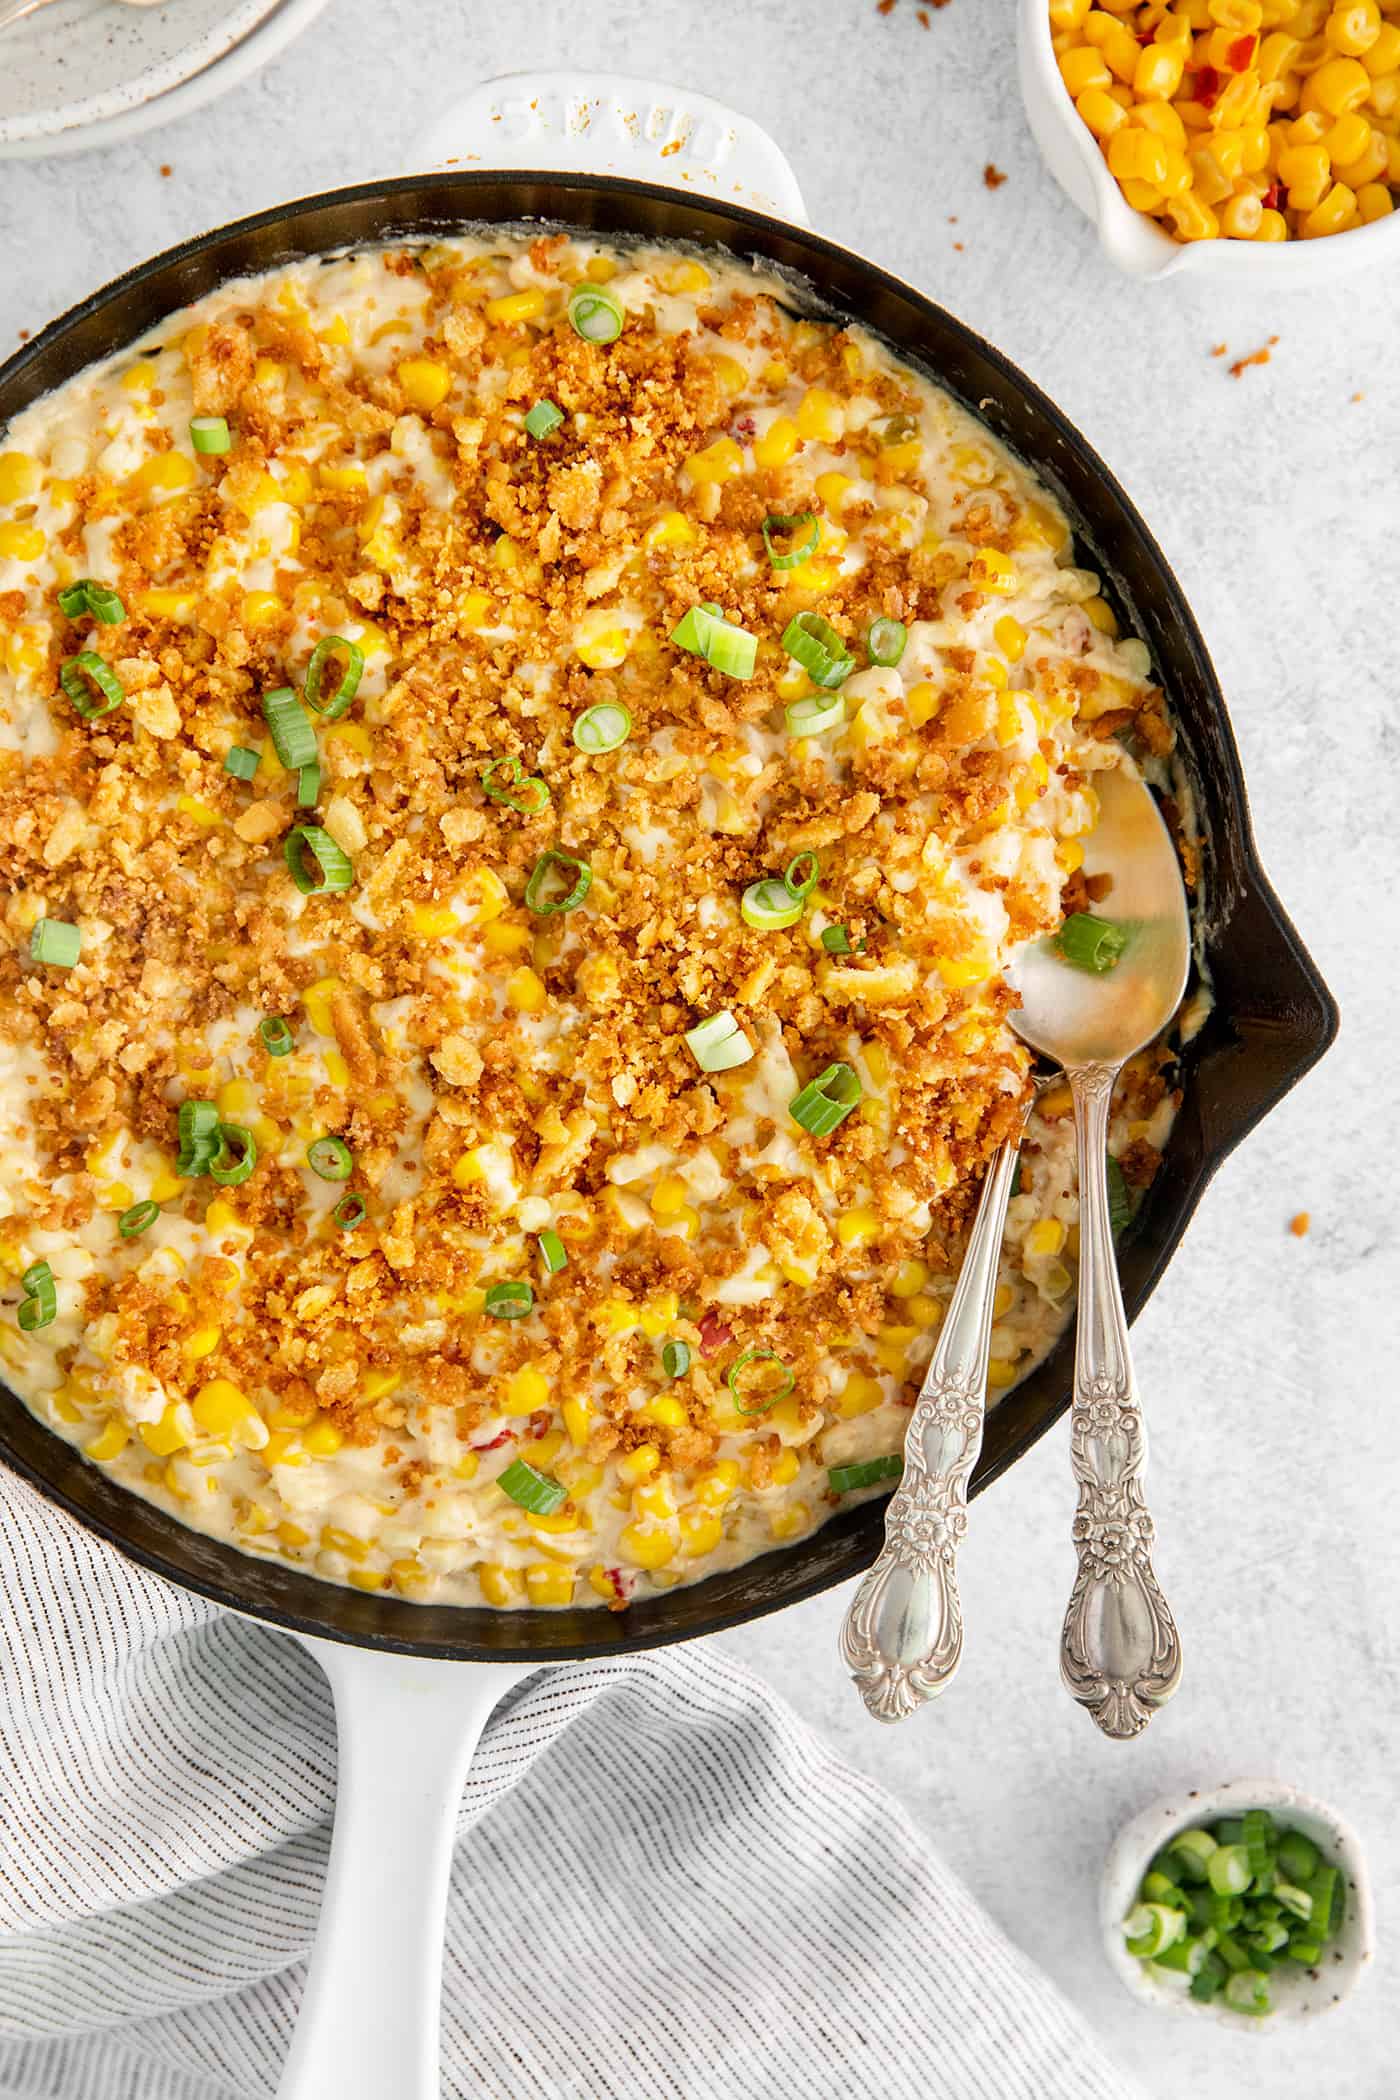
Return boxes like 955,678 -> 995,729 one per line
841,764 -> 1188,1732
0,0 -> 165,34
1006,764 -> 1190,1739
840,1113 -> 1028,1722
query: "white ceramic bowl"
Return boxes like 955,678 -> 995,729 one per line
1102,1778 -> 1375,2026
1017,0 -> 1400,283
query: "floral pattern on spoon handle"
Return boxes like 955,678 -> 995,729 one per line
840,1134 -> 1022,1723
1060,1061 -> 1183,1739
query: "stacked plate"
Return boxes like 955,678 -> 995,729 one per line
0,0 -> 330,158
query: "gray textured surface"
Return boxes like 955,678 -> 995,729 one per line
1,2 -> 1397,2095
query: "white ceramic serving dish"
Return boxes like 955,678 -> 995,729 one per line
1016,0 -> 1400,283
0,0 -> 330,158
1102,1777 -> 1375,2026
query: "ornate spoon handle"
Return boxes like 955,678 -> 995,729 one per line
1060,1061 -> 1183,1739
840,1134 -> 1022,1723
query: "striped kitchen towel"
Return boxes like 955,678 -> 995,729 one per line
0,1467 -> 1143,2100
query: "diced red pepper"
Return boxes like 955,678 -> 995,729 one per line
1262,181 -> 1282,210
699,1312 -> 734,1356
1226,32 -> 1256,70
526,1409 -> 553,1440
473,1427 -> 514,1452
1194,63 -> 1223,108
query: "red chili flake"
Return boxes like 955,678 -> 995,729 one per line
983,162 -> 1007,190
526,1409 -> 553,1439
699,1312 -> 734,1356
1136,26 -> 1155,43
604,1567 -> 631,1609
1226,32 -> 1256,70
1261,181 -> 1281,210
733,413 -> 757,438
1194,64 -> 1223,108
473,1427 -> 514,1452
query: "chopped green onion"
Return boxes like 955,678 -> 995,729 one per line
60,651 -> 124,719
1277,1831 -> 1321,1883
29,919 -> 81,968
1223,1970 -> 1272,2017
829,1453 -> 904,1493
523,398 -> 564,439
1106,1151 -> 1133,1238
1189,1953 -> 1227,2003
209,1123 -> 257,1187
176,1099 -> 221,1177
303,636 -> 365,722
118,1200 -> 160,1239
524,847 -> 591,915
260,1016 -> 294,1057
761,511 -> 819,571
705,619 -> 757,680
783,851 -> 819,900
1287,1940 -> 1323,1967
58,579 -> 124,624
1305,1866 -> 1340,1938
1215,1819 -> 1247,1846
485,1280 -> 534,1320
296,761 -> 321,808
17,1259 -> 57,1332
190,415 -> 231,455
284,824 -> 354,894
497,1456 -> 566,1514
1142,1871 -> 1186,1907
1123,1903 -> 1185,1961
1152,1934 -> 1208,1976
875,411 -> 919,446
1273,1881 -> 1313,1921
727,1345 -> 795,1416
671,602 -> 722,656
537,1229 -> 568,1275
781,610 -> 854,690
1009,1154 -> 1023,1199
784,691 -> 846,737
740,878 -> 803,931
1056,911 -> 1129,974
261,686 -> 317,770
662,1339 -> 691,1379
482,754 -> 550,816
789,1062 -> 861,1137
1172,1832 -> 1219,1885
820,925 -> 854,954
866,616 -> 907,667
670,602 -> 756,680
567,283 -> 625,343
1249,1919 -> 1290,1955
1242,1809 -> 1276,1879
224,745 -> 260,781
684,1010 -> 754,1073
1208,1846 -> 1253,1897
333,1193 -> 366,1231
307,1135 -> 353,1182
572,703 -> 632,755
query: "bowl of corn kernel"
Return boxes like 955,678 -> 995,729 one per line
1019,0 -> 1400,276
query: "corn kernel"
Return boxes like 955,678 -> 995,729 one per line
638,1292 -> 679,1339
479,1562 -> 525,1605
1026,1218 -> 1068,1259
835,1207 -> 880,1251
524,1562 -> 576,1605
181,1324 -> 222,1362
507,965 -> 547,1014
139,1403 -> 193,1457
0,452 -> 39,504
0,520 -> 45,562
968,547 -> 1019,596
302,1416 -> 344,1457
574,620 -> 632,670
617,1444 -> 661,1485
769,1503 -> 810,1542
619,1521 -> 676,1570
656,257 -> 711,293
1060,45 -> 1113,93
395,358 -> 452,411
261,1430 -> 307,1467
694,1461 -> 741,1510
644,509 -> 698,549
485,288 -> 549,326
711,354 -> 748,396
906,1293 -> 945,1332
796,387 -> 844,442
87,1417 -> 130,1462
987,1358 -> 1020,1389
686,436 -> 744,483
837,1372 -> 884,1419
563,1396 -> 593,1449
504,1365 -> 550,1416
131,452 -> 198,499
679,1509 -> 724,1556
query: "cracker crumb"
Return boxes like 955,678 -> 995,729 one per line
1228,335 -> 1279,379
1289,1211 -> 1310,1238
984,163 -> 1008,190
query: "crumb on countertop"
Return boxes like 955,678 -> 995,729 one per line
1210,343 -> 1227,358
159,164 -> 173,178
1289,1211 -> 1311,1238
1228,335 -> 1279,379
984,163 -> 1008,190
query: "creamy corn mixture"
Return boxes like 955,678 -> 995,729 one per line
0,232 -> 1185,1611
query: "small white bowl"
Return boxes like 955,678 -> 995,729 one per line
1016,0 -> 1400,283
1102,1777 -> 1375,2026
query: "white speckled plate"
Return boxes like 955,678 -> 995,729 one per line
0,0 -> 285,146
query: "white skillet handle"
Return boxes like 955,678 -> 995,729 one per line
276,1637 -> 530,2100
413,70 -> 809,225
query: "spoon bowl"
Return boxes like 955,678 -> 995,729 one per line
1007,765 -> 1190,1068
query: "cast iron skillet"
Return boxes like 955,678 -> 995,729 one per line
0,172 -> 1337,1663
